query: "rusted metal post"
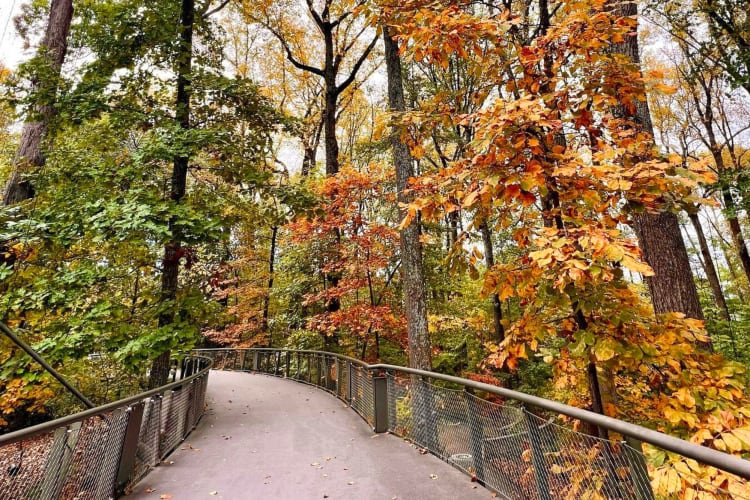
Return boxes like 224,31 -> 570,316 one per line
373,376 -> 388,433
115,403 -> 145,494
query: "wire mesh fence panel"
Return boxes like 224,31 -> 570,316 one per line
0,411 -> 130,500
60,409 -> 130,499
309,355 -> 319,387
456,393 -> 526,499
322,356 -> 336,393
129,396 -> 162,486
338,361 -> 349,402
350,365 -> 370,423
359,369 -> 375,426
0,356 -> 210,500
0,430 -> 55,499
159,387 -> 190,458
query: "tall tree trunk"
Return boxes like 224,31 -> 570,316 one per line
707,207 -> 749,301
721,187 -> 750,285
384,26 -> 431,371
479,220 -> 504,341
263,225 -> 278,345
608,0 -> 705,326
324,86 -> 339,176
3,0 -> 73,206
385,25 -> 437,452
149,0 -> 195,389
688,209 -> 731,321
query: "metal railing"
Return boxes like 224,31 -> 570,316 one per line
0,355 -> 212,499
195,348 -> 750,499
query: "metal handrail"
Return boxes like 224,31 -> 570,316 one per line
0,355 -> 213,446
195,347 -> 750,481
370,363 -> 750,480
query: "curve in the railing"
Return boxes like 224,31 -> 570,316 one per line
196,348 -> 750,500
0,355 -> 212,500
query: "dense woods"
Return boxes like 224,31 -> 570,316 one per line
1,0 -> 750,496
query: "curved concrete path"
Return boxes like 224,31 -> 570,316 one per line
129,371 -> 493,500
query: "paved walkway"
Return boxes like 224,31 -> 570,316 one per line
129,371 -> 493,500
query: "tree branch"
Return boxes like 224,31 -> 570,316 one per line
265,23 -> 325,77
202,0 -> 232,19
335,33 -> 378,96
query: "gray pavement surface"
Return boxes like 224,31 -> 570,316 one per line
128,371 -> 494,500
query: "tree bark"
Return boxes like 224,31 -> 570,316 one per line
608,0 -> 705,325
721,187 -> 750,285
149,0 -> 195,389
689,210 -> 731,321
3,0 -> 73,206
263,225 -> 278,344
480,220 -> 504,342
384,25 -> 431,372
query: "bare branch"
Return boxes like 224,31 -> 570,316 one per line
202,0 -> 232,19
335,33 -> 378,96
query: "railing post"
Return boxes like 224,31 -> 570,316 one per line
624,436 -> 656,500
182,381 -> 195,438
335,359 -> 342,398
318,354 -> 328,390
387,374 -> 396,431
373,375 -> 388,433
464,387 -> 486,485
524,408 -> 552,500
252,350 -> 259,371
296,352 -> 301,379
41,422 -> 82,499
115,402 -> 145,495
347,362 -> 353,404
285,351 -> 290,378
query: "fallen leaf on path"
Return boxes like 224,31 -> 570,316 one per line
209,491 -> 218,496
429,474 -> 438,480
145,488 -> 154,493
159,495 -> 172,499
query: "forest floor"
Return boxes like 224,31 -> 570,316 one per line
128,371 -> 493,499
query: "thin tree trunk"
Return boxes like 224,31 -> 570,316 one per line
149,0 -> 195,389
721,187 -> 750,285
263,226 -> 278,344
384,25 -> 431,372
480,220 -> 504,341
608,0 -> 706,328
3,0 -> 73,206
689,210 -> 731,321
707,206 -> 748,301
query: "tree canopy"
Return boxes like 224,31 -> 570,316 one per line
2,0 -> 750,496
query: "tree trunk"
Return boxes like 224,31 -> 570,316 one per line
149,0 -> 195,389
263,225 -> 278,344
721,187 -> 750,286
608,0 -> 705,325
3,0 -> 73,206
480,220 -> 504,341
384,25 -> 431,372
689,210 -> 731,321
324,86 -> 339,176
